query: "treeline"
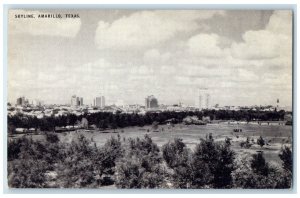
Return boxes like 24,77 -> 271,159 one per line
8,134 -> 292,189
8,109 -> 287,132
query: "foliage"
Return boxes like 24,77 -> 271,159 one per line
7,131 -> 292,189
279,146 -> 292,173
8,109 -> 287,133
257,136 -> 265,148
115,135 -> 165,188
232,153 -> 291,189
240,137 -> 252,149
56,135 -> 124,188
190,135 -> 235,188
46,133 -> 59,143
162,138 -> 192,188
251,152 -> 270,176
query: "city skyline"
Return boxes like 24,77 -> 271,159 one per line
8,10 -> 292,107
11,94 -> 289,110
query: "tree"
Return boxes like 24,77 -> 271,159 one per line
68,114 -> 78,127
279,146 -> 292,173
251,152 -> 270,176
257,136 -> 265,148
162,138 -> 192,188
115,135 -> 165,188
190,135 -> 235,188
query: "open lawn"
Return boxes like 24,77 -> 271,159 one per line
21,122 -> 292,167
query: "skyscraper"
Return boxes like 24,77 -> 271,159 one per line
145,95 -> 159,109
79,97 -> 83,106
71,95 -> 83,106
71,95 -> 77,106
16,96 -> 26,106
94,96 -> 105,108
196,88 -> 211,109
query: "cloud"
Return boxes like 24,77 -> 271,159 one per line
95,10 -> 225,49
187,33 -> 226,58
143,49 -> 171,63
230,10 -> 292,60
9,10 -> 81,38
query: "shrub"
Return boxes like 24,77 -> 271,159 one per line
45,133 -> 59,143
257,136 -> 265,148
240,137 -> 252,149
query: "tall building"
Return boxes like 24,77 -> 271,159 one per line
94,96 -> 105,108
16,96 -> 27,106
79,97 -> 83,106
16,97 -> 25,106
205,93 -> 210,109
145,95 -> 158,109
33,99 -> 44,107
71,95 -> 77,106
71,95 -> 83,106
196,88 -> 211,109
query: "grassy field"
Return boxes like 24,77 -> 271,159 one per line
24,122 -> 292,166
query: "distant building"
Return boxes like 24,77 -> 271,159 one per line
79,97 -> 83,106
71,95 -> 83,106
145,95 -> 158,109
16,96 -> 28,106
195,88 -> 211,109
32,99 -> 44,107
94,96 -> 105,108
71,95 -> 77,106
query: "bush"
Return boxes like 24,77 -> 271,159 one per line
257,136 -> 265,148
45,133 -> 59,143
240,137 -> 252,149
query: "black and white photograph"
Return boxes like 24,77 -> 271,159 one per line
6,8 -> 293,189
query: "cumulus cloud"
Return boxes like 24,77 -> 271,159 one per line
230,10 -> 292,60
9,10 -> 81,38
143,49 -> 171,63
187,33 -> 227,58
95,10 -> 225,49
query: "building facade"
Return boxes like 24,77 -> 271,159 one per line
71,95 -> 83,106
145,95 -> 159,109
94,96 -> 105,108
16,97 -> 28,106
195,88 -> 211,109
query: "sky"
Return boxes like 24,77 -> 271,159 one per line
8,10 -> 293,107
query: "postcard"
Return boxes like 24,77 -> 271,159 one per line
6,8 -> 293,189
